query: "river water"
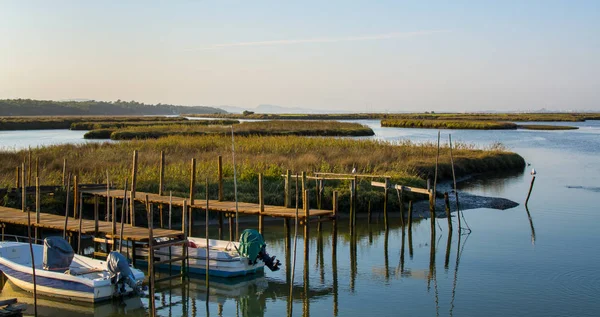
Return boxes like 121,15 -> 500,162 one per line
1,120 -> 599,316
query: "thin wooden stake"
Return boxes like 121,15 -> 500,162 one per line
26,204 -> 38,317
258,173 -> 264,233
77,190 -> 83,255
449,134 -> 461,232
190,158 -> 196,205
218,155 -> 223,201
62,158 -> 67,187
21,163 -> 26,212
205,178 -> 210,294
444,192 -> 453,232
63,175 -> 71,239
130,150 -> 138,226
168,191 -> 173,230
35,177 -> 40,241
159,151 -> 165,196
106,171 -> 110,222
119,179 -> 128,253
525,176 -> 536,206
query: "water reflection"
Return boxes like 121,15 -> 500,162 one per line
525,206 -> 536,245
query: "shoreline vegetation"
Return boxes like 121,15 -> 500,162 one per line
0,99 -> 225,116
188,112 -> 600,122
85,121 -> 375,140
0,135 -> 525,214
516,124 -> 579,130
0,116 -> 188,130
381,119 -> 517,130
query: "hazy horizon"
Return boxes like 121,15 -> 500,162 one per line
1,1 -> 599,112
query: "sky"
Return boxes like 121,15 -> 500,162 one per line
1,0 -> 599,112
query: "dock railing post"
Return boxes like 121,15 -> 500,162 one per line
218,155 -> 223,201
130,150 -> 138,226
62,158 -> 67,188
384,178 -> 389,230
258,173 -> 264,234
304,189 -> 310,263
159,151 -> 165,196
285,169 -> 292,208
190,158 -> 196,205
35,177 -> 40,242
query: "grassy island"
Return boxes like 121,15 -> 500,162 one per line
381,119 -> 517,130
0,135 -> 524,214
85,120 -> 375,140
517,124 -> 579,130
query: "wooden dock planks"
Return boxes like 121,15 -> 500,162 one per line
0,206 -> 182,242
79,188 -> 334,219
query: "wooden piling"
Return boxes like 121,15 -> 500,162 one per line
407,200 -> 413,233
112,197 -> 117,251
383,178 -> 389,230
73,176 -> 78,218
398,187 -> 405,226
159,151 -> 165,196
448,134 -> 461,231
94,196 -> 99,235
106,171 -> 110,222
304,189 -> 310,263
301,171 -> 307,208
181,199 -> 188,276
35,177 -> 40,241
130,150 -> 138,226
285,169 -> 292,208
189,158 -> 196,205
63,175 -> 71,239
525,176 -> 536,206
16,166 -> 21,189
27,150 -> 31,187
119,179 -> 128,253
35,157 -> 39,180
444,192 -> 452,232
62,158 -> 67,187
218,155 -> 223,201
77,189 -> 83,255
146,196 -> 155,315
258,173 -> 264,234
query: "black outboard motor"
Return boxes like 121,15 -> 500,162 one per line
107,251 -> 140,295
258,245 -> 281,271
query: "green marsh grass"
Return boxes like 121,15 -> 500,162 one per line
381,119 -> 517,130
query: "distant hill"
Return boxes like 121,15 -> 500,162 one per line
0,99 -> 226,116
220,104 -> 349,114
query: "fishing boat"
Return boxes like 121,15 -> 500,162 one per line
138,229 -> 280,278
0,237 -> 145,303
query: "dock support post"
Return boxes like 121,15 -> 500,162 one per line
35,157 -> 39,180
181,200 -> 188,277
398,187 -> 405,226
159,151 -> 165,196
16,166 -> 21,189
62,158 -> 67,188
383,178 -> 389,230
301,172 -> 307,208
218,155 -> 223,201
285,169 -> 292,208
304,189 -> 310,263
146,196 -> 155,315
35,177 -> 40,239
77,186 -> 83,255
444,192 -> 452,232
27,150 -> 31,187
189,158 -> 196,205
130,150 -> 138,226
106,171 -> 110,222
73,176 -> 78,218
94,196 -> 99,236
258,173 -> 264,234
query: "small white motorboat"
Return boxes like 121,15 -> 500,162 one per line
140,229 -> 280,278
0,237 -> 144,303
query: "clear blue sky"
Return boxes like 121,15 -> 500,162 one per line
1,0 -> 598,112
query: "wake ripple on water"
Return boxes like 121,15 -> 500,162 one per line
549,267 -> 600,300
565,185 -> 600,193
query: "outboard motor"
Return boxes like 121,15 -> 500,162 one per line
43,237 -> 74,271
239,229 -> 281,271
107,251 -> 140,295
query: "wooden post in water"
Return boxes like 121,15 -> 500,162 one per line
16,166 -> 21,189
407,200 -> 413,233
398,187 -> 405,227
73,176 -> 79,218
146,196 -> 155,315
448,134 -> 461,232
35,177 -> 40,241
106,171 -> 110,222
525,175 -> 536,207
181,199 -> 188,276
63,175 -> 71,239
444,192 -> 452,232
285,169 -> 292,208
62,158 -> 67,188
35,157 -> 39,180
301,171 -> 307,208
205,179 -> 210,293
77,187 -> 83,255
159,151 -> 165,196
304,189 -> 310,263
258,173 -> 264,233
383,177 -> 389,230
189,158 -> 196,205
27,150 -> 32,187
218,155 -> 223,201
130,150 -> 138,226
94,196 -> 99,236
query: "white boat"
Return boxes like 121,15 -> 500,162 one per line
0,240 -> 145,303
139,237 -> 265,278
138,230 -> 280,278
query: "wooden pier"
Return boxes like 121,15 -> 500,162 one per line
79,188 -> 334,219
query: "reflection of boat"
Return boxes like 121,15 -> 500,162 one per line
140,230 -> 280,278
0,279 -> 146,317
138,238 -> 265,277
0,240 -> 144,303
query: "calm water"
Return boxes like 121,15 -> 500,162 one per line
1,120 -> 600,316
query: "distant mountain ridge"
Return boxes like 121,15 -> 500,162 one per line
220,104 -> 350,114
0,99 -> 226,116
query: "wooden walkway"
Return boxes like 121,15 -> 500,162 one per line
0,206 -> 182,242
80,188 -> 334,219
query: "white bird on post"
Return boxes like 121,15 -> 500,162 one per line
531,168 -> 536,175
